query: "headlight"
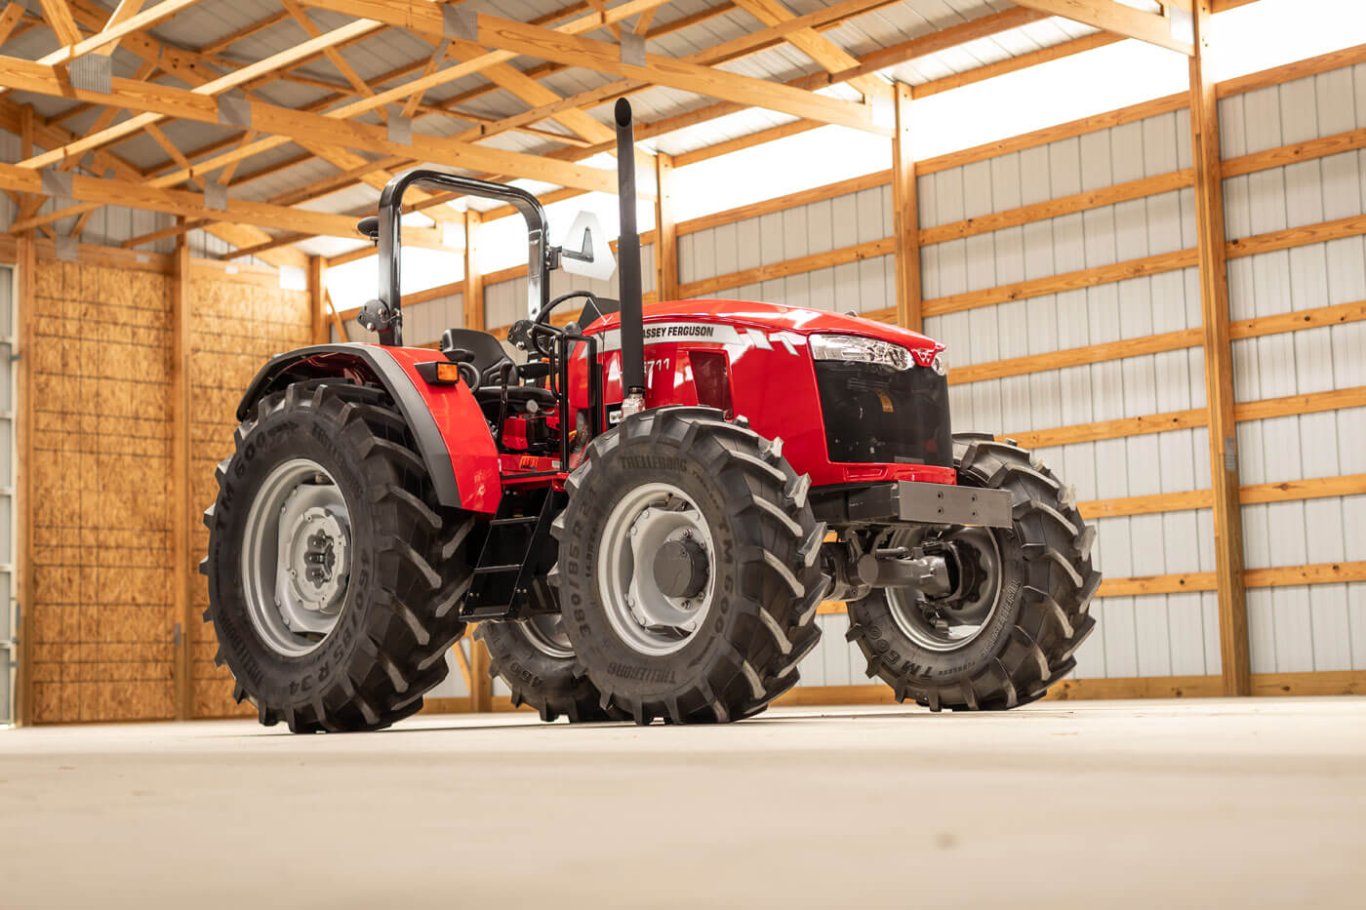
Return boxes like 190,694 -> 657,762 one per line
809,334 -> 912,371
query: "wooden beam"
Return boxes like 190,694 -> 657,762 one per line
0,162 -> 441,244
37,0 -> 81,46
654,154 -> 678,303
0,4 -> 26,46
170,230 -> 192,721
19,19 -> 383,169
1189,0 -> 1249,697
678,237 -> 896,298
1222,126 -> 1366,179
92,0 -> 147,55
921,169 -> 1195,246
921,248 -> 1198,316
296,0 -> 886,134
309,256 -> 328,345
14,234 -> 34,726
15,0 -> 198,69
730,0 -> 889,100
950,327 -> 1203,386
1011,0 -> 1193,54
891,81 -> 921,333
464,209 -> 483,332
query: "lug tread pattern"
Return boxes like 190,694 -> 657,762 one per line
849,432 -> 1101,712
204,381 -> 474,733
559,406 -> 826,725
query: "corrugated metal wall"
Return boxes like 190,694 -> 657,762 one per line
1220,66 -> 1366,673
922,109 -> 1223,683
679,187 -> 896,312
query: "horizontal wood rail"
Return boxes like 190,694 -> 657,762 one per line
951,297 -> 1366,386
1222,125 -> 1366,179
1216,40 -> 1366,99
1078,473 -> 1366,520
920,170 -> 1195,246
677,237 -> 895,299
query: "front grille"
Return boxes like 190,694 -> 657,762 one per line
814,360 -> 952,466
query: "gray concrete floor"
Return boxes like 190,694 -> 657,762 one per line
2,698 -> 1364,909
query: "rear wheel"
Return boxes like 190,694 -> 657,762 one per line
203,381 -> 473,732
554,407 -> 828,724
477,597 -> 621,723
846,434 -> 1100,711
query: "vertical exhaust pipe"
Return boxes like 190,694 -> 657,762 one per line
614,98 -> 646,414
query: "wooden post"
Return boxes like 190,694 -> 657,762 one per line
891,81 -> 922,333
14,234 -> 35,726
469,632 -> 493,713
1188,1 -> 1250,697
463,209 -> 484,331
308,255 -> 328,344
654,152 -> 678,302
170,230 -> 193,719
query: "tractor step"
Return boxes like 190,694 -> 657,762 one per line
461,488 -> 565,621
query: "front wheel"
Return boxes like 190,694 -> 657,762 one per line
847,434 -> 1100,711
554,407 -> 829,724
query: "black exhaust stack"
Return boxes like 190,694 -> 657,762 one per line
614,98 -> 646,406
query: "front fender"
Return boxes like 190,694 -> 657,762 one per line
238,343 -> 501,513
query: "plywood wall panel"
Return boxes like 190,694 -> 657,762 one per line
188,276 -> 312,719
27,260 -> 177,723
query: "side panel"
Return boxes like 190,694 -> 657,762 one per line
238,343 -> 501,514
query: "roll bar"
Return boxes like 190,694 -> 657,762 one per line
357,171 -> 555,346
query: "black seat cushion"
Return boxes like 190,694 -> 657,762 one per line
440,328 -> 510,376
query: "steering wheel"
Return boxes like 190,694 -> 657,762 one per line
513,291 -> 600,358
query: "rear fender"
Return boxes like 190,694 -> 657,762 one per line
237,343 -> 501,513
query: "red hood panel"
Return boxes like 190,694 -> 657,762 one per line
589,299 -> 945,355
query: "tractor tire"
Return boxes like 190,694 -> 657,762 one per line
847,433 -> 1100,711
553,406 -> 828,725
477,605 -> 621,724
203,380 -> 474,732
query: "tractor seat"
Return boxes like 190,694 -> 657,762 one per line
440,327 -> 509,377
441,327 -> 557,409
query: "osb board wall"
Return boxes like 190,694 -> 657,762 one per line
187,275 -> 311,718
28,260 -> 177,722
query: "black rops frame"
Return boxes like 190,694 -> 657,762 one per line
358,172 -> 554,347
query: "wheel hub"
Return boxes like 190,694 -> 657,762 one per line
652,536 -> 709,599
242,458 -> 352,657
599,483 -> 716,656
883,524 -> 1003,653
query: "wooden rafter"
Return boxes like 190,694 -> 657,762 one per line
37,0 -> 82,47
0,4 -> 29,46
1011,0 -> 1194,55
92,0 -> 148,56
731,0 -> 890,100
0,161 -> 444,245
296,0 -> 887,133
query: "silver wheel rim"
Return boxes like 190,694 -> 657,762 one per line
520,614 -> 574,660
886,526 -> 1003,653
598,482 -> 716,656
241,458 -> 352,658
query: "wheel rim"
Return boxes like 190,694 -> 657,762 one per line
241,458 -> 352,658
885,526 -> 1003,653
520,614 -> 574,660
598,482 -> 716,656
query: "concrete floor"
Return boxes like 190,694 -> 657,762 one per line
2,699 -> 1364,909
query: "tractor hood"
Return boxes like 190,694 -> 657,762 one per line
586,298 -> 945,360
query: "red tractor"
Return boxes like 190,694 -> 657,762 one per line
203,102 -> 1099,731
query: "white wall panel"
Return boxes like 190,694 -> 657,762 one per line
1222,64 -> 1366,675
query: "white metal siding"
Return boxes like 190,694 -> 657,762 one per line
923,109 -> 1211,680
1220,66 -> 1366,674
679,186 -> 895,313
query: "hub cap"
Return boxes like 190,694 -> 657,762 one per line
241,458 -> 352,657
885,525 -> 1003,653
520,613 -> 575,660
598,482 -> 715,656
